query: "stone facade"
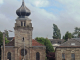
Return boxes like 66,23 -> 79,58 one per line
55,39 -> 80,60
55,47 -> 80,60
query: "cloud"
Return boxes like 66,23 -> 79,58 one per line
0,0 -> 80,39
28,0 -> 49,7
0,0 -> 3,4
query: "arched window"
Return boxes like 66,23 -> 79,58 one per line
36,52 -> 40,60
24,21 -> 26,26
21,21 -> 23,26
22,37 -> 24,42
7,52 -> 11,60
71,53 -> 75,60
62,53 -> 65,60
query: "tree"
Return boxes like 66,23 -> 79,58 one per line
53,24 -> 61,39
63,31 -> 72,41
0,31 -> 3,45
72,27 -> 80,38
0,31 -> 9,60
35,37 -> 54,53
46,52 -> 55,60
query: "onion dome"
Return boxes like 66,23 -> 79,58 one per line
16,0 -> 31,17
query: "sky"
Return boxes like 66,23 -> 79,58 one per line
0,0 -> 80,39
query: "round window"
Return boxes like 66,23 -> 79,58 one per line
21,49 -> 27,56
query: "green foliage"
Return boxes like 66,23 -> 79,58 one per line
0,31 -> 3,45
5,37 -> 9,44
72,27 -> 80,38
0,31 -> 9,45
35,37 -> 54,53
53,24 -> 61,39
63,31 -> 72,41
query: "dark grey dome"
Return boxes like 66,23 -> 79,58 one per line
16,0 -> 31,17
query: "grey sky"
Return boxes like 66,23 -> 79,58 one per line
0,0 -> 80,39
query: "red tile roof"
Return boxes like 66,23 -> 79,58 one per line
5,38 -> 44,46
32,39 -> 44,46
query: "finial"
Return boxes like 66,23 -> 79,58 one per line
22,0 -> 24,3
22,0 -> 24,6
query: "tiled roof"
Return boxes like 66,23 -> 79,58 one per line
5,38 -> 44,46
32,39 -> 44,46
49,39 -> 64,44
57,39 -> 80,48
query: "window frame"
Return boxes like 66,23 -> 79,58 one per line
71,53 -> 75,60
36,52 -> 40,60
7,52 -> 11,60
62,53 -> 65,60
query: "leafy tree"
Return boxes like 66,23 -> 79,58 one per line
0,31 -> 3,45
63,31 -> 72,41
46,52 -> 55,60
0,31 -> 9,45
0,31 -> 9,60
35,37 -> 54,53
53,24 -> 61,39
72,27 -> 80,38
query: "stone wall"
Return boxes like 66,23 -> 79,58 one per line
14,19 -> 33,47
1,46 -> 15,60
55,47 -> 80,60
31,47 -> 46,60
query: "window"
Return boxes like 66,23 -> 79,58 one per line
21,21 -> 23,26
7,52 -> 11,60
71,43 -> 75,46
21,49 -> 27,56
62,53 -> 65,60
71,53 -> 75,60
22,37 -> 24,42
58,41 -> 61,44
36,52 -> 40,60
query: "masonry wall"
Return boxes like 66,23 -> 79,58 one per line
1,47 -> 15,60
31,47 -> 46,60
55,47 -> 80,60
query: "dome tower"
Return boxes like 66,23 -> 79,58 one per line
16,0 -> 31,18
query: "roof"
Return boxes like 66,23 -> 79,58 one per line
57,39 -> 80,48
5,38 -> 44,46
49,39 -> 64,44
7,37 -> 14,41
32,39 -> 44,46
5,38 -> 14,46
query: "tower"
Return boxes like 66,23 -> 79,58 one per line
14,0 -> 33,47
1,1 -> 46,60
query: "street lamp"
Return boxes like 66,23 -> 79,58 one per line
3,30 -> 13,60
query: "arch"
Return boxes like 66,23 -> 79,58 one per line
7,52 -> 11,60
21,21 -> 23,26
36,52 -> 40,60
